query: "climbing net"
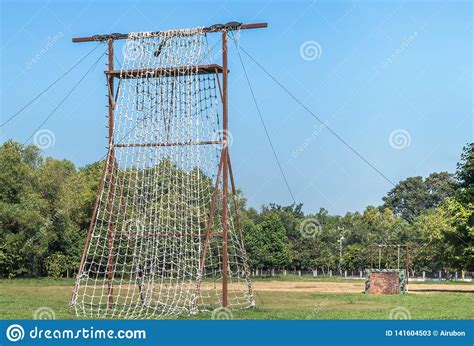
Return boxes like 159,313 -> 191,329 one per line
71,27 -> 254,318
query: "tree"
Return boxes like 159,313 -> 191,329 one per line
0,141 -> 99,278
37,158 -> 75,211
46,252 -> 71,279
260,203 -> 304,240
442,198 -> 473,271
382,173 -> 458,222
414,198 -> 473,271
425,172 -> 458,206
413,208 -> 451,272
0,139 -> 471,278
55,161 -> 104,270
342,244 -> 367,271
244,212 -> 290,270
382,177 -> 428,222
456,143 -> 474,204
0,141 -> 38,204
0,141 -> 48,277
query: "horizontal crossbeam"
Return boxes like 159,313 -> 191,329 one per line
115,140 -> 222,148
72,22 -> 267,43
106,64 -> 224,79
116,231 -> 223,238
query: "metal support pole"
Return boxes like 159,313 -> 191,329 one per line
107,38 -> 114,142
221,31 -> 229,308
227,152 -> 254,303
71,153 -> 108,306
105,39 -> 116,309
193,154 -> 224,305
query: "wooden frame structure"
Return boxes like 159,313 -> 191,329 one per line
369,243 -> 412,285
72,22 -> 267,310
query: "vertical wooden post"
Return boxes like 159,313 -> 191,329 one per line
370,247 -> 373,269
107,38 -> 114,141
192,154 -> 224,308
397,245 -> 400,270
221,30 -> 229,308
378,246 -> 381,269
105,38 -> 116,309
227,153 -> 254,303
405,245 -> 409,285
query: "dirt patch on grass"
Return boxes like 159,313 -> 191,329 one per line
252,281 -> 363,293
407,283 -> 474,293
250,281 -> 474,294
22,280 -> 472,295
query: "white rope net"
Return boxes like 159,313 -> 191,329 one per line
71,27 -> 254,318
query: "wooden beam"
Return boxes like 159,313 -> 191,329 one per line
72,22 -> 268,43
114,140 -> 221,148
106,64 -> 224,79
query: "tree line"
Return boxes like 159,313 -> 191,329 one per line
0,140 -> 472,278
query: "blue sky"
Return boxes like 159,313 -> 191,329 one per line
0,0 -> 472,215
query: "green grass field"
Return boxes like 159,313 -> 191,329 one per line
0,278 -> 472,320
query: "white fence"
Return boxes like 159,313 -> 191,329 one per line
250,269 -> 473,282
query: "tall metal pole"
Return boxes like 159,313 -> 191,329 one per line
193,154 -> 224,306
105,38 -> 116,309
71,39 -> 115,308
221,30 -> 229,308
107,37 -> 114,156
227,153 -> 254,302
